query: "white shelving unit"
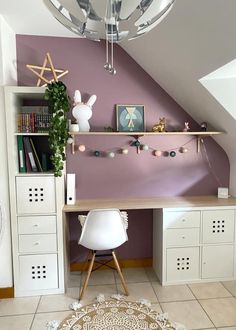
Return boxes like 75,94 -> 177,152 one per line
153,206 -> 236,285
4,86 -> 65,297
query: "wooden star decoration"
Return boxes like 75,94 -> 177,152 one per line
26,52 -> 68,87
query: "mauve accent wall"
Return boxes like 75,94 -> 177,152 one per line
16,35 -> 229,262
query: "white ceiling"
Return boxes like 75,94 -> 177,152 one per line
1,0 -> 236,191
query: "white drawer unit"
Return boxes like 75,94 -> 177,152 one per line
19,234 -> 57,253
164,211 -> 200,229
16,176 -> 56,214
153,207 -> 236,285
166,228 -> 199,247
202,245 -> 234,279
18,215 -> 57,234
202,210 -> 235,244
18,254 -> 58,292
166,247 -> 200,282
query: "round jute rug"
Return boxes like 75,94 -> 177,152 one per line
58,299 -> 183,330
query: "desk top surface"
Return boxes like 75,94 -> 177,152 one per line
63,196 -> 236,212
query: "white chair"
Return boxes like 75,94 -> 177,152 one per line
78,208 -> 129,300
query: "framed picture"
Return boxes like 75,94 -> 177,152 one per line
116,104 -> 145,132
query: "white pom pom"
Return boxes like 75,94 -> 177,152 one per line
111,294 -> 125,301
137,298 -> 151,307
46,320 -> 59,330
67,137 -> 74,144
69,301 -> 82,311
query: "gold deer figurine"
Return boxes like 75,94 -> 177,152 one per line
152,117 -> 166,132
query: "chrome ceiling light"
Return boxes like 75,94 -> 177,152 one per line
43,0 -> 176,74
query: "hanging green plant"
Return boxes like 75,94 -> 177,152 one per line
45,81 -> 70,177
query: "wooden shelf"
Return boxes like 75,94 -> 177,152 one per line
15,132 -> 49,136
69,131 -> 224,154
69,131 -> 223,136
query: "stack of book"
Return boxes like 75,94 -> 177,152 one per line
17,106 -> 52,133
17,136 -> 51,173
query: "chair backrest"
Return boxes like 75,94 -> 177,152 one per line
78,209 -> 128,250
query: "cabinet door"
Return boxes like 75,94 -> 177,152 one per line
19,254 -> 58,291
16,176 -> 56,214
166,247 -> 200,282
202,210 -> 235,244
202,245 -> 234,279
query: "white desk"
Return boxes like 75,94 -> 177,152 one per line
63,196 -> 236,286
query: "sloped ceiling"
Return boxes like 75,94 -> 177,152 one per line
1,0 -> 236,192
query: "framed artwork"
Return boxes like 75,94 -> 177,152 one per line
116,105 -> 145,132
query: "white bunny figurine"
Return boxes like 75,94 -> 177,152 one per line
72,90 -> 97,132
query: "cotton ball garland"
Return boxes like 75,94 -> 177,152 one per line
121,148 -> 129,155
179,147 -> 188,153
67,137 -> 73,144
141,144 -> 149,151
107,151 -> 115,158
154,150 -> 162,157
78,144 -> 86,152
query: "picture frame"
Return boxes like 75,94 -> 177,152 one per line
116,104 -> 145,132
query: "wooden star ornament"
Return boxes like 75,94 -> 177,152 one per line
26,52 -> 68,87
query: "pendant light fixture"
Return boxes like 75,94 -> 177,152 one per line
43,0 -> 176,74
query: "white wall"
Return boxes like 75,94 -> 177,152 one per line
0,15 -> 17,287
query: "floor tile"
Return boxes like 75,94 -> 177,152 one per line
188,282 -> 232,299
221,280 -> 236,296
0,296 -> 40,316
152,282 -> 195,302
65,287 -> 81,299
199,297 -> 236,327
218,327 -> 236,330
145,267 -> 159,282
150,303 -> 163,314
31,311 -> 70,330
117,282 -> 158,303
79,284 -> 118,305
37,294 -> 75,313
67,271 -> 82,288
0,314 -> 34,330
161,300 -> 214,329
82,269 -> 116,285
115,267 -> 150,283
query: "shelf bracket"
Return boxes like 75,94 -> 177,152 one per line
71,134 -> 75,154
197,136 -> 204,153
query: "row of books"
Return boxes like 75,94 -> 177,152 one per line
17,136 -> 51,173
17,113 -> 53,133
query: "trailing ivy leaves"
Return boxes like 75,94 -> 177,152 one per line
45,81 -> 70,177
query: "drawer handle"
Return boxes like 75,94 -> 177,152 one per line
34,242 -> 40,246
33,224 -> 39,227
182,236 -> 186,239
182,219 -> 186,222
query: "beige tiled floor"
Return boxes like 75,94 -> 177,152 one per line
0,268 -> 236,329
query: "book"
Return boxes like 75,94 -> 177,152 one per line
23,137 -> 38,172
17,135 -> 26,173
29,138 -> 43,172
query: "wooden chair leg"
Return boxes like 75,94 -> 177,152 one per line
81,250 -> 92,273
79,251 -> 96,301
112,250 -> 129,296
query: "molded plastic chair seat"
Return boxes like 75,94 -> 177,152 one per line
78,208 -> 129,300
